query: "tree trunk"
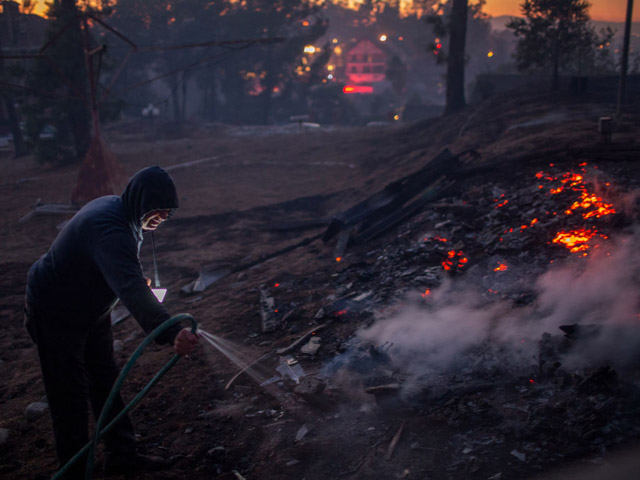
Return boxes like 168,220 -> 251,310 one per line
2,94 -> 28,157
0,30 -> 28,157
616,0 -> 635,118
181,71 -> 189,122
262,45 -> 274,125
552,53 -> 559,90
552,32 -> 560,90
60,0 -> 91,160
445,0 -> 468,115
171,74 -> 181,123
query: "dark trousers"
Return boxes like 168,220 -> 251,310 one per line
24,301 -> 136,479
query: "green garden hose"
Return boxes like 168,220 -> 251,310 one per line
50,313 -> 197,480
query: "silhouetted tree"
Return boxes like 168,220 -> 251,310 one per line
109,0 -> 219,124
109,0 -> 325,125
426,0 -> 490,114
507,0 -> 596,90
445,0 -> 467,113
22,0 -> 93,163
0,4 -> 28,158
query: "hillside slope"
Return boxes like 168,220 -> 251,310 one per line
1,91 -> 640,479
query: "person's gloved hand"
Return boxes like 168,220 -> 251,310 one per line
174,328 -> 199,356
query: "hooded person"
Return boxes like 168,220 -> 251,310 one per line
24,166 -> 199,479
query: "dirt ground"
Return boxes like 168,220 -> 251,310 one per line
2,91 -> 640,480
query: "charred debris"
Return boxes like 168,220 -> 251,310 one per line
187,145 -> 640,476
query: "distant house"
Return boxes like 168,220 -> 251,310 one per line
345,39 -> 387,84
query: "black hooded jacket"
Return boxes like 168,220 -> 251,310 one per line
26,166 -> 181,344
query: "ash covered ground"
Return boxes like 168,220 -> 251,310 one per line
2,91 -> 640,480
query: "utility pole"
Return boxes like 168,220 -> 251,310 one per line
616,0 -> 634,122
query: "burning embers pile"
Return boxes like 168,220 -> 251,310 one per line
409,162 -> 620,302
234,154 -> 640,478
310,159 -> 628,325
537,163 -> 615,255
496,162 -> 616,257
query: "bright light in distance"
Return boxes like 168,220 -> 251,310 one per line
487,51 -> 494,57
343,85 -> 374,94
327,74 -> 334,79
151,288 -> 167,303
304,45 -> 316,53
327,64 -> 335,71
379,34 -> 387,42
332,38 -> 338,43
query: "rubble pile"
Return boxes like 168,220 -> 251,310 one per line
235,155 -> 640,478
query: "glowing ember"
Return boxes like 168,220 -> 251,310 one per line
494,263 -> 508,272
424,235 -> 447,243
421,289 -> 431,298
334,309 -> 348,316
274,283 -> 280,288
442,250 -> 468,271
335,257 -> 342,262
551,229 -> 609,253
533,164 -> 616,254
564,191 -> 616,219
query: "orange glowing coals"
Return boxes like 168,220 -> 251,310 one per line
423,235 -> 448,243
494,263 -> 508,272
551,229 -> 609,253
442,250 -> 468,271
564,191 -> 616,219
531,163 -> 616,255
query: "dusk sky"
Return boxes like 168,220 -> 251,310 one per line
484,0 -> 639,22
22,0 -> 640,23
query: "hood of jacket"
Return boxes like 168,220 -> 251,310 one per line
121,166 -> 179,230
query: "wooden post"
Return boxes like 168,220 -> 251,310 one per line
615,0 -> 634,122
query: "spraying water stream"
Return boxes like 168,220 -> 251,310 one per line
197,329 -> 272,386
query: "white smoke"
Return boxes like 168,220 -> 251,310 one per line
358,280 -> 529,377
358,229 -> 640,376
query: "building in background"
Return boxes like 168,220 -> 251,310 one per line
345,39 -> 388,85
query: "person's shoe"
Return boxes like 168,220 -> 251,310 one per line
104,453 -> 172,476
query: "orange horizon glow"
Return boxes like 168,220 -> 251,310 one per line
484,0 -> 639,23
17,0 -> 640,22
